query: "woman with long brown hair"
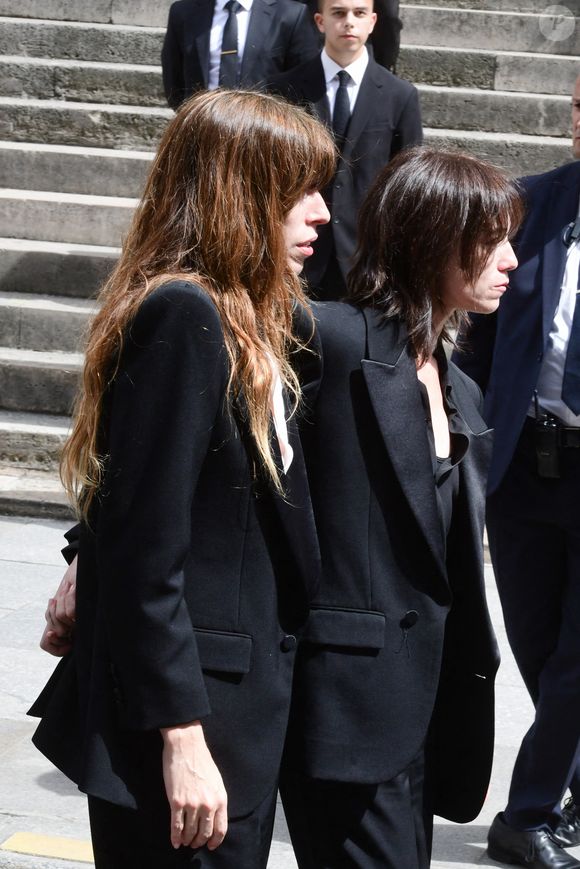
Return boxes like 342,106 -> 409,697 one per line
30,88 -> 334,868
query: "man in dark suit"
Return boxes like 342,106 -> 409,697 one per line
161,0 -> 319,109
455,75 -> 580,869
269,0 -> 422,300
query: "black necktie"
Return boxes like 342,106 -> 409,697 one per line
332,70 -> 351,142
561,257 -> 580,415
219,0 -> 242,88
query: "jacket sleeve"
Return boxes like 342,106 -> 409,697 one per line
284,4 -> 321,72
94,281 -> 228,731
369,0 -> 401,71
161,4 -> 185,110
390,84 -> 423,157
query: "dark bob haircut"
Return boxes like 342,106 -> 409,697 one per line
348,146 -> 525,361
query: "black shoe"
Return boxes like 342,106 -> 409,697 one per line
487,813 -> 580,867
553,799 -> 580,849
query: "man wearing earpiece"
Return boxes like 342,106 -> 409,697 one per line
455,74 -> 580,869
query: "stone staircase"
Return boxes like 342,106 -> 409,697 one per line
0,0 -> 577,517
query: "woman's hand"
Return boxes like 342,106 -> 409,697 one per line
161,721 -> 228,851
40,557 -> 77,656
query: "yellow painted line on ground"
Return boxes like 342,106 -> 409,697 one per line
0,832 -> 94,863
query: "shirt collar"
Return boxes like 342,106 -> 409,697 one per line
218,0 -> 253,11
320,47 -> 369,87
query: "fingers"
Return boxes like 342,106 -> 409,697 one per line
170,807 -> 184,850
53,580 -> 76,626
169,797 -> 227,851
39,627 -> 72,657
207,801 -> 228,851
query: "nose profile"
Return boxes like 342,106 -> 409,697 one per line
311,192 -> 330,225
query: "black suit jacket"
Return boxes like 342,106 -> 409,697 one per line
29,282 -> 320,819
269,55 -> 422,284
161,0 -> 319,108
290,302 -> 499,823
454,161 -> 580,495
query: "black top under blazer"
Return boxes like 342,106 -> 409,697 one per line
29,281 -> 321,819
290,303 -> 500,823
161,0 -> 319,108
268,56 -> 423,284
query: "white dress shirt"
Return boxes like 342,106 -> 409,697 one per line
209,0 -> 253,90
320,47 -> 369,118
268,355 -> 293,474
533,197 -> 580,425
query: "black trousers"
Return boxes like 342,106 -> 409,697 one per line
88,782 -> 278,869
487,420 -> 580,832
279,750 -> 432,869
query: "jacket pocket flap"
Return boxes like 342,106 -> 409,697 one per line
304,608 -> 385,649
195,629 -> 253,674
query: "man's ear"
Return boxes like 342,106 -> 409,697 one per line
314,12 -> 325,34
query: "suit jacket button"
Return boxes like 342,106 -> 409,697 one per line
280,634 -> 297,652
400,610 -> 419,629
333,218 -> 340,224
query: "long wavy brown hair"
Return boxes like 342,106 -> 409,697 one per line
349,146 -> 524,361
61,89 -> 336,517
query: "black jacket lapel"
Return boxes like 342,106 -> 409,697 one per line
241,0 -> 274,84
234,390 -> 320,602
341,61 -> 380,159
361,309 -> 447,581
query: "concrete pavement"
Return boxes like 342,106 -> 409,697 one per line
0,513 -> 578,869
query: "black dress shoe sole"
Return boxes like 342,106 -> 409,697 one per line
487,842 -> 522,864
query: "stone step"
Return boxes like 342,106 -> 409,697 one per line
0,409 -> 69,470
0,0 -> 560,28
0,55 -> 164,105
402,5 -> 580,56
0,47 -> 576,108
0,188 -> 137,246
418,85 -> 571,138
0,89 -> 571,152
0,465 -> 73,519
398,46 -> 579,96
0,291 -> 97,353
0,96 -> 171,150
0,238 -> 117,298
0,346 -> 82,414
0,0 -> 172,27
406,0 -> 576,10
0,17 -> 164,65
0,140 -> 152,197
426,128 -> 573,178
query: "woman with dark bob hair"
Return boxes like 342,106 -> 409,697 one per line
29,89 -> 334,868
280,146 -> 525,869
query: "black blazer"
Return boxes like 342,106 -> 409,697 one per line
29,281 -> 320,819
454,161 -> 580,495
161,0 -> 319,108
269,55 -> 422,283
289,302 -> 499,823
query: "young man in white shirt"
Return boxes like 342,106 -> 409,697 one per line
269,0 -> 422,300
